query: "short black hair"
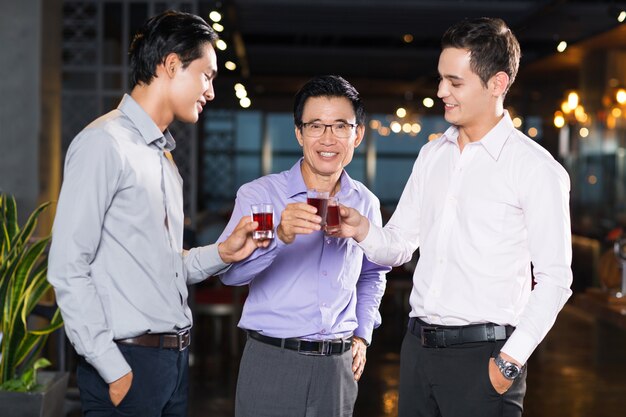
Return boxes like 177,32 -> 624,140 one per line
441,17 -> 521,95
293,75 -> 366,127
129,10 -> 218,88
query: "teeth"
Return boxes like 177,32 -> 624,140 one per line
320,152 -> 337,157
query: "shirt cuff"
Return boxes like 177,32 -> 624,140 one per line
353,325 -> 373,346
355,223 -> 383,259
199,244 -> 230,276
88,344 -> 132,384
499,328 -> 537,366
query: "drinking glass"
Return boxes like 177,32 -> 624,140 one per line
324,196 -> 341,234
306,189 -> 329,225
251,203 -> 274,240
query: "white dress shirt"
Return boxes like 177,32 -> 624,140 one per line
48,95 -> 227,383
359,111 -> 572,365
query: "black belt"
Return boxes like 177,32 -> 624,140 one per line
409,317 -> 514,348
247,330 -> 352,356
116,329 -> 191,351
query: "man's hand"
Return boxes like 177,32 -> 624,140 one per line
276,202 -> 322,244
331,205 -> 369,242
351,336 -> 368,381
218,216 -> 269,263
109,371 -> 133,407
488,352 -> 519,394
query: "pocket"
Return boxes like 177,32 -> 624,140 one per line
110,376 -> 134,408
332,239 -> 362,290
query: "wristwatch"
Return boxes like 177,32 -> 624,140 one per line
494,354 -> 523,380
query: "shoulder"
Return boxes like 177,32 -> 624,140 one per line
237,170 -> 290,200
506,130 -> 569,185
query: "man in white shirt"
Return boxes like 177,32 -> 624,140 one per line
338,17 -> 572,417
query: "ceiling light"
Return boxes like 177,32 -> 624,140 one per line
512,117 -> 522,128
618,11 -> 626,22
556,41 -> 567,53
395,107 -> 407,118
234,83 -> 246,91
616,88 -> 626,104
216,40 -> 227,51
209,11 -> 222,22
390,121 -> 402,133
225,61 -> 237,71
212,23 -> 224,32
239,97 -> 251,108
235,88 -> 247,99
403,34 -> 414,43
422,97 -> 434,108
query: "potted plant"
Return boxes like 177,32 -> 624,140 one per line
0,194 -> 68,417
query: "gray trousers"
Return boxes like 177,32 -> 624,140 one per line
235,336 -> 358,417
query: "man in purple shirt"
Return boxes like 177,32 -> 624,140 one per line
217,75 -> 389,417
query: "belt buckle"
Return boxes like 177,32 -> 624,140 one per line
298,340 -> 331,356
177,330 -> 190,351
421,326 -> 446,348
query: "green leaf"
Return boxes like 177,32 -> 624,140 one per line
0,195 -> 61,391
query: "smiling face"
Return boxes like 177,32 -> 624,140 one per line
295,96 -> 364,190
437,47 -> 502,138
168,42 -> 217,124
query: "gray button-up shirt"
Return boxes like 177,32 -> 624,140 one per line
48,95 -> 227,383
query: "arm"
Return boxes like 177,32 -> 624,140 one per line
340,157 -> 422,267
217,184 -> 320,286
47,131 -> 131,384
184,216 -> 267,285
501,162 -> 573,365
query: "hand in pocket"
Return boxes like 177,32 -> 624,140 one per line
109,371 -> 133,406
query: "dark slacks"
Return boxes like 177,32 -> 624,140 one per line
398,327 -> 527,417
235,336 -> 358,417
77,343 -> 189,417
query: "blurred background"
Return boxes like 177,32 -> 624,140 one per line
2,0 -> 626,416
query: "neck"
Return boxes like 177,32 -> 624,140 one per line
130,83 -> 173,132
301,165 -> 342,195
458,107 -> 505,151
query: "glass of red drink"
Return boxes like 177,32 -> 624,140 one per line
325,196 -> 341,235
306,189 -> 329,225
251,203 -> 274,240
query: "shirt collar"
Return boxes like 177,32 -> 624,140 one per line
118,94 -> 176,151
285,158 -> 361,199
440,110 -> 514,161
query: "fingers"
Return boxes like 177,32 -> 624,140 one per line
351,338 -> 367,381
279,203 -> 322,237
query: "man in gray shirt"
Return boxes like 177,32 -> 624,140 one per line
47,10 -> 264,416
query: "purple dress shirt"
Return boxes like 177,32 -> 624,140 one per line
217,159 -> 389,343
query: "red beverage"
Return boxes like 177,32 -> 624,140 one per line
326,204 -> 340,227
251,203 -> 274,240
307,197 -> 328,224
253,212 -> 273,232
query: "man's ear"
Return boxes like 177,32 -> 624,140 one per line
295,126 -> 304,147
163,53 -> 181,78
353,124 -> 365,148
491,71 -> 510,97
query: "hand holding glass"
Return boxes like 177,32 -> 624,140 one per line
251,203 -> 274,240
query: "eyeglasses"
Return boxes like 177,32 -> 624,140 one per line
300,122 -> 357,138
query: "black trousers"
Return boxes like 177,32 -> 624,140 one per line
398,327 -> 527,417
77,343 -> 189,417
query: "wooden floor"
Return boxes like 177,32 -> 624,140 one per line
187,292 -> 626,417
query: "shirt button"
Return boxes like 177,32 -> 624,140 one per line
321,329 -> 326,334
326,239 -> 332,244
